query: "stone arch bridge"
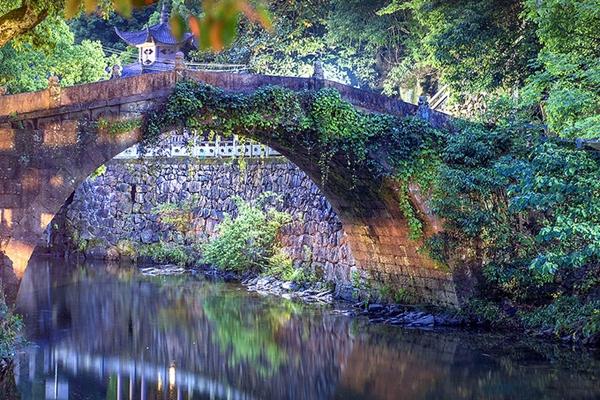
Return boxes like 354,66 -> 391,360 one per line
0,70 -> 461,307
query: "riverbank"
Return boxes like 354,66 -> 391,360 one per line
0,290 -> 22,378
7,255 -> 600,400
147,262 -> 598,349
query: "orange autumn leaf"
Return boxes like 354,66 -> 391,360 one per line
65,0 -> 81,19
209,21 -> 224,51
189,16 -> 201,38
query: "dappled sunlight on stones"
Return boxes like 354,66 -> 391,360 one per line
41,121 -> 78,146
0,129 -> 15,150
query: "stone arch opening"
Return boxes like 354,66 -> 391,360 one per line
0,71 -> 460,307
40,140 -> 354,291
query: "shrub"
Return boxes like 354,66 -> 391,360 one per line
138,242 -> 192,266
265,247 -> 317,283
116,239 -> 137,259
0,286 -> 22,361
153,197 -> 198,233
520,297 -> 600,339
433,123 -> 600,305
201,194 -> 291,272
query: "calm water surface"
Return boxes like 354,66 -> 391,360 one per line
1,256 -> 599,400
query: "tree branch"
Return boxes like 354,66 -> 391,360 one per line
0,3 -> 49,47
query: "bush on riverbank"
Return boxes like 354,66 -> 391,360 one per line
138,242 -> 194,267
0,285 -> 22,364
202,194 -> 292,273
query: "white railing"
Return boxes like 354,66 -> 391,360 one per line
114,134 -> 281,159
429,85 -> 449,110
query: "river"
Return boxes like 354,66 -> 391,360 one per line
1,256 -> 599,399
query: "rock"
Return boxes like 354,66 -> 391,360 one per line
434,315 -> 464,326
282,281 -> 299,291
140,265 -> 186,276
368,303 -> 384,313
140,229 -> 154,244
409,314 -> 434,327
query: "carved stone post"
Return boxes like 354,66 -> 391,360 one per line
175,52 -> 185,80
312,60 -> 324,90
111,64 -> 122,79
47,75 -> 61,108
417,95 -> 431,122
313,61 -> 324,79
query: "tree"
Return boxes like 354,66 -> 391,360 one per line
520,0 -> 600,138
0,0 -> 80,47
0,17 -> 114,93
380,0 -> 539,94
191,0 -> 412,91
0,0 -> 271,50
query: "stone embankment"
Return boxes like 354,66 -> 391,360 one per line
46,157 -> 356,290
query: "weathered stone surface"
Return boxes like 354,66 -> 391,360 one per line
48,158 -> 353,285
0,70 -> 460,307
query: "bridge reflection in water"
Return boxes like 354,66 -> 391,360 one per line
6,256 -> 600,400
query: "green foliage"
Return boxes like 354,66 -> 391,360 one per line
393,288 -> 413,304
433,121 -> 600,309
139,241 -> 192,266
265,247 -> 317,283
201,194 -> 291,272
461,298 -> 512,328
89,164 -> 107,180
69,3 -> 158,50
0,285 -> 22,361
115,239 -> 137,259
96,117 -> 142,136
153,197 -> 197,233
520,297 -> 600,340
519,0 -> 600,138
383,0 -> 539,94
192,0 -> 411,91
0,17 -> 115,94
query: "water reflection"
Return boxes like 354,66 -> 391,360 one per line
3,256 -> 600,399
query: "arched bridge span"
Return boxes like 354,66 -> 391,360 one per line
0,70 -> 459,307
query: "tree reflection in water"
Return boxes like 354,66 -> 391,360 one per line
3,256 -> 600,400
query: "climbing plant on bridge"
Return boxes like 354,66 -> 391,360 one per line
432,121 -> 600,339
141,79 -> 443,239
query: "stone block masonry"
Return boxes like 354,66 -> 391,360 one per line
46,157 -> 356,286
0,70 -> 460,307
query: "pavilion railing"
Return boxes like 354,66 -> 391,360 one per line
114,134 -> 281,159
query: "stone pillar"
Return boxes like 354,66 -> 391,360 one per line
313,61 -> 324,80
47,76 -> 61,108
111,64 -> 122,80
312,61 -> 325,91
175,52 -> 185,79
417,95 -> 431,122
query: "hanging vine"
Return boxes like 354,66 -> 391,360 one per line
141,79 -> 446,238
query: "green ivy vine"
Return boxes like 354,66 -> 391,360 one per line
96,117 -> 142,137
141,80 -> 445,239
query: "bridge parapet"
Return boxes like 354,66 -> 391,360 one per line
0,69 -> 451,129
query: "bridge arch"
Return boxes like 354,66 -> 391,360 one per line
0,70 -> 459,307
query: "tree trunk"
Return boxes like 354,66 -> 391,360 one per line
0,3 -> 48,47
